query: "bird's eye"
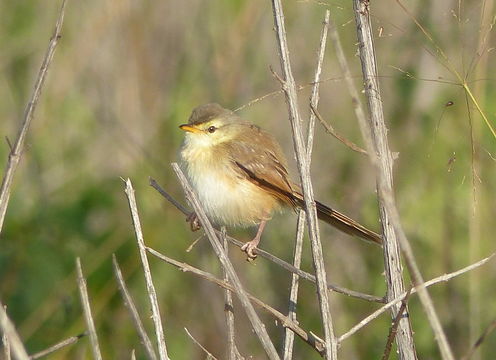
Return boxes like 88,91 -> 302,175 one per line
207,126 -> 216,133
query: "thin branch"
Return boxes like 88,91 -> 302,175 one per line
76,258 -> 103,360
112,255 -> 158,360
461,317 -> 496,360
220,229 -> 240,360
381,288 -> 413,360
338,253 -> 495,343
124,179 -> 169,360
0,0 -> 67,236
306,10 -> 330,161
171,163 -> 280,360
352,2 -> 419,359
283,10 -> 330,359
2,306 -> 11,360
0,303 -> 29,360
146,246 -> 326,356
30,333 -> 86,360
184,328 -> 218,360
270,1 -> 337,357
282,210 -> 306,360
310,104 -> 367,155
148,177 -> 384,304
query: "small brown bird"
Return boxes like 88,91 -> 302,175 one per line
179,103 -> 382,258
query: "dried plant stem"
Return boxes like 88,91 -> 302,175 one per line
220,229 -> 240,360
124,179 -> 169,360
283,10 -> 330,359
270,1 -> 337,357
282,210 -> 305,360
381,288 -> 413,360
0,0 -> 67,236
76,258 -> 103,360
352,2 -> 419,359
146,246 -> 325,356
112,255 -> 158,360
30,333 -> 86,360
148,177 -> 384,304
184,328 -> 218,360
171,164 -> 280,360
0,303 -> 29,360
338,253 -> 494,343
2,319 -> 11,360
462,317 -> 496,360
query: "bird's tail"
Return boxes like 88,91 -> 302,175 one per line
292,193 -> 382,246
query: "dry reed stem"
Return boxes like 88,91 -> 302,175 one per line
184,328 -> 218,360
76,258 -> 103,360
220,229 -> 241,360
270,1 -> 337,357
310,105 -> 367,155
30,333 -> 86,360
124,179 -> 169,360
148,177 -> 384,304
381,288 -> 413,360
462,317 -> 496,360
2,319 -> 11,360
146,247 -> 326,356
0,0 -> 67,236
352,2 -> 419,358
283,10 -> 330,359
282,210 -> 306,360
0,303 -> 29,360
338,253 -> 494,343
112,255 -> 158,360
171,164 -> 280,360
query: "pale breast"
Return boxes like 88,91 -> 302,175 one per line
180,141 -> 281,226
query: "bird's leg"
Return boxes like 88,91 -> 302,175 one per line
186,212 -> 201,232
241,220 -> 267,259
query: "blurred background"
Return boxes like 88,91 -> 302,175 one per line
0,0 -> 495,359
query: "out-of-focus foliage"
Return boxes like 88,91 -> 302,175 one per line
0,0 -> 495,359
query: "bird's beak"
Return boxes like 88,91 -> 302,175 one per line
179,124 -> 202,134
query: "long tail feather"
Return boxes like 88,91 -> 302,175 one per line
292,193 -> 382,246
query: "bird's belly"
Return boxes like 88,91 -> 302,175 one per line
187,167 -> 281,226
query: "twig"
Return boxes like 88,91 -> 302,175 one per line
282,210 -> 306,360
306,10 -> 330,161
184,328 -> 218,360
0,0 -> 67,236
310,104 -> 367,155
112,255 -> 158,360
461,317 -> 496,360
124,179 -> 169,360
338,253 -> 494,343
171,163 -> 280,360
220,229 -> 240,360
270,1 -> 337,357
0,303 -> 29,360
30,333 -> 86,360
2,308 -> 11,360
146,246 -> 326,356
352,2 -> 419,359
148,177 -> 384,304
283,10 -> 330,359
76,258 -> 103,360
381,288 -> 413,360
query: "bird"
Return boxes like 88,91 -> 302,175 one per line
179,103 -> 382,258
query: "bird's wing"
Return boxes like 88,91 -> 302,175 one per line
224,125 -> 298,207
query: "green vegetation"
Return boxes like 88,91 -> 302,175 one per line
0,1 -> 495,359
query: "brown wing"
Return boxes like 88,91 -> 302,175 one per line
224,124 -> 298,207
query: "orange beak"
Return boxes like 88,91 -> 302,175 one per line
179,124 -> 202,133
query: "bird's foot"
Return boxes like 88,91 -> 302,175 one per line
186,212 -> 201,232
241,239 -> 260,260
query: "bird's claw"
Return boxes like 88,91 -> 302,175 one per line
186,212 -> 201,232
241,241 -> 258,260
